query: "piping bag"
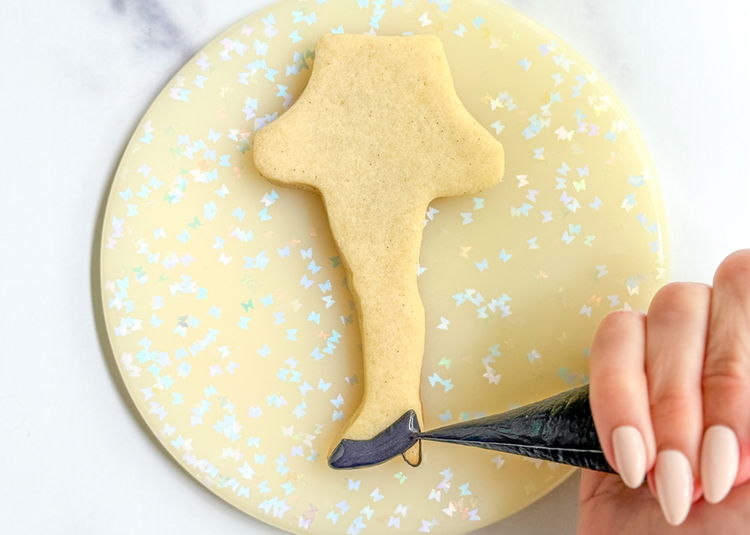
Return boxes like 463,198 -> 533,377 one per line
328,384 -> 615,473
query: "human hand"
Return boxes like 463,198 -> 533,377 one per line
577,250 -> 750,533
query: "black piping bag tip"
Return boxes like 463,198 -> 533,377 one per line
420,384 -> 615,473
328,410 -> 421,469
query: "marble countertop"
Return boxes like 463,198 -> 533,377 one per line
1,0 -> 748,533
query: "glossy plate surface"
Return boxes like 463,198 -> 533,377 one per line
100,0 -> 668,532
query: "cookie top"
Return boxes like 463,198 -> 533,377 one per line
253,33 -> 505,213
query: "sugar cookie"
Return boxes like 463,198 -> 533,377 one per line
253,33 -> 504,466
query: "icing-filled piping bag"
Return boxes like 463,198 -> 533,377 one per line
328,384 -> 615,473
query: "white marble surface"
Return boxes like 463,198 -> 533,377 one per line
1,0 -> 748,533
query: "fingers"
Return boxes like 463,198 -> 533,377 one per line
590,310 -> 655,488
588,252 -> 750,526
646,282 -> 712,525
701,250 -> 750,503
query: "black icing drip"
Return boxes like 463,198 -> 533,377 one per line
327,385 -> 615,473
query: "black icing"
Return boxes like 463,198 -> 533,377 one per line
327,385 -> 615,473
328,410 -> 421,469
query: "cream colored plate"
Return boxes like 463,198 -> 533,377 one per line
100,0 -> 668,533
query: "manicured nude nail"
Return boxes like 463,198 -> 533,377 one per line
701,425 -> 739,504
655,450 -> 693,526
612,426 -> 646,488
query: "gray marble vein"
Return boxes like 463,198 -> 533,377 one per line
110,0 -> 192,54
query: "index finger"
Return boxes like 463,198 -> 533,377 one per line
590,310 -> 656,488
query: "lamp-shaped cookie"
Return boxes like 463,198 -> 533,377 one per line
253,34 -> 504,467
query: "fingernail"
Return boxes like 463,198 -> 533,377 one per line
701,425 -> 739,504
655,450 -> 693,526
612,426 -> 646,488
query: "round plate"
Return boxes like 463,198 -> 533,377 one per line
100,0 -> 668,533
